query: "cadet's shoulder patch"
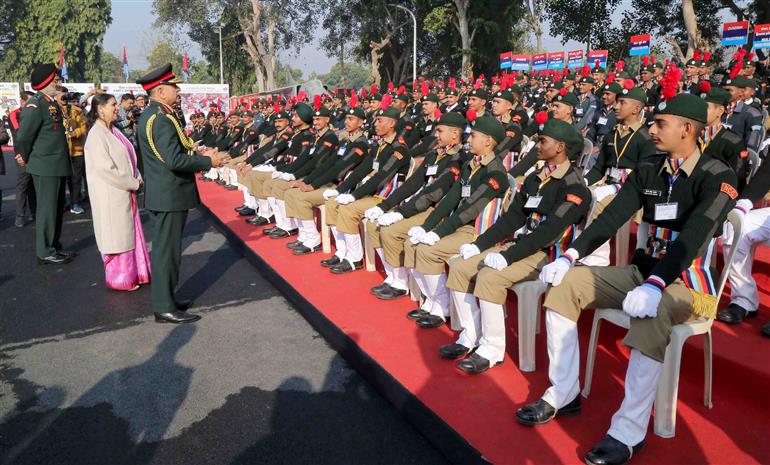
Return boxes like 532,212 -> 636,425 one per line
723,130 -> 742,144
323,141 -> 333,147
397,136 -> 407,145
720,182 -> 738,200
488,178 -> 500,190
354,147 -> 365,156
281,133 -> 290,140
302,140 -> 310,145
740,150 -> 749,159
25,103 -> 38,108
449,166 -> 460,179
566,193 -> 583,205
392,150 -> 404,160
249,130 -> 256,135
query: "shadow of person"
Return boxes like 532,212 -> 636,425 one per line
0,325 -> 197,465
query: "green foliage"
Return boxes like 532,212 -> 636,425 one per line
98,51 -> 124,83
0,0 -> 111,82
310,62 -> 371,90
274,62 -> 304,87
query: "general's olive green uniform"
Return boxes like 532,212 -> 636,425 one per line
137,100 -> 212,312
14,92 -> 71,258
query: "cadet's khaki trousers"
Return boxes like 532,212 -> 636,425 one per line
543,265 -> 695,362
403,225 -> 474,275
240,170 -> 272,198
335,197 -> 380,234
263,178 -> 295,200
285,185 -> 333,220
369,209 -> 432,267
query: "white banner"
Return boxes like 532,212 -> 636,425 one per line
101,83 -> 144,97
0,82 -> 21,118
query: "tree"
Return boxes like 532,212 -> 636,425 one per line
0,0 -> 111,82
154,0 -> 317,92
523,0 -> 546,53
98,51 -> 124,83
310,62 -> 371,90
274,61 -> 304,87
544,0 -> 623,51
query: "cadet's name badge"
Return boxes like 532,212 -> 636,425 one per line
309,147 -> 315,155
461,184 -> 471,198
609,167 -> 622,180
597,117 -> 608,126
525,195 -> 542,209
425,164 -> 438,176
576,108 -> 584,116
425,124 -> 432,132
654,202 -> 678,221
372,161 -> 380,172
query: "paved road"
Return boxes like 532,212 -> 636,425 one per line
0,154 -> 449,465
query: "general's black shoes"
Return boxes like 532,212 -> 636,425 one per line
584,435 -> 644,465
154,311 -> 201,324
515,396 -> 581,426
716,303 -> 756,324
37,253 -> 73,265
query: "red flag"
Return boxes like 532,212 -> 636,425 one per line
182,51 -> 189,71
58,45 -> 65,67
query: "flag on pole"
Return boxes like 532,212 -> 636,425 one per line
182,51 -> 190,82
122,46 -> 129,82
59,45 -> 68,82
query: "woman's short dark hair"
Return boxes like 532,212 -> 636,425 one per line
87,93 -> 117,127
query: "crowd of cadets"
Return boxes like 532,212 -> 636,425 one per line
187,49 -> 770,465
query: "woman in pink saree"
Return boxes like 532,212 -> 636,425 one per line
84,93 -> 150,290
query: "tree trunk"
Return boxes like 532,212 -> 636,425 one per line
265,14 -> 276,90
454,0 -> 473,79
240,0 -> 267,91
682,0 -> 701,57
339,42 -> 345,87
525,1 -> 543,53
369,36 -> 390,89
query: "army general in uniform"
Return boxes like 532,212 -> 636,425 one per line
136,64 -> 230,323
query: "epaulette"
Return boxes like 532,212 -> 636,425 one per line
721,129 -> 743,145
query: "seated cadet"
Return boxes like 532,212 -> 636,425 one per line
405,116 -> 510,328
263,100 -> 338,241
235,108 -> 292,223
282,104 -> 370,255
322,98 -> 411,274
210,112 -> 245,185
586,81 -> 621,145
717,125 -> 770,335
699,87 -> 748,191
239,105 -> 314,228
582,81 -> 657,266
197,112 -> 220,149
442,120 -> 590,373
511,88 -> 578,180
222,110 -> 262,191
522,94 -> 737,465
406,90 -> 441,157
490,86 -> 524,157
364,112 -> 469,299
722,76 -> 763,152
575,70 -> 598,133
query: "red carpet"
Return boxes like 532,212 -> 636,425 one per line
199,180 -> 770,465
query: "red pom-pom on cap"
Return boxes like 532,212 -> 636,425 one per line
465,109 -> 477,122
623,79 -> 635,90
535,111 -> 548,125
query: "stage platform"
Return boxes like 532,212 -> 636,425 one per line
198,180 -> 770,465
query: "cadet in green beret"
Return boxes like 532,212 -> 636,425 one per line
404,115 -> 510,329
364,111 -> 470,299
587,82 -> 621,144
466,88 -> 488,118
699,86 -> 748,192
443,119 -> 591,373
14,63 -> 74,264
722,77 -> 763,151
527,94 -> 737,465
323,105 -> 411,274
136,64 -> 230,323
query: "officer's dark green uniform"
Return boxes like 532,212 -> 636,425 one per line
14,64 -> 72,262
136,64 -> 213,319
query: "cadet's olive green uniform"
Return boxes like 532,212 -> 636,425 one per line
14,92 -> 72,258
137,100 -> 212,312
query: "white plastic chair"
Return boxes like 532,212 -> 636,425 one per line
511,281 -> 548,372
316,205 -> 331,253
581,210 -> 744,438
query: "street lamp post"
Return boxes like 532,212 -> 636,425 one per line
390,4 -> 417,82
217,25 -> 224,85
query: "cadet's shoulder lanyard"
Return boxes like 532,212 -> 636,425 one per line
613,126 -> 639,163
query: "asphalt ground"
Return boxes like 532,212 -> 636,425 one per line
0,153 -> 449,465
